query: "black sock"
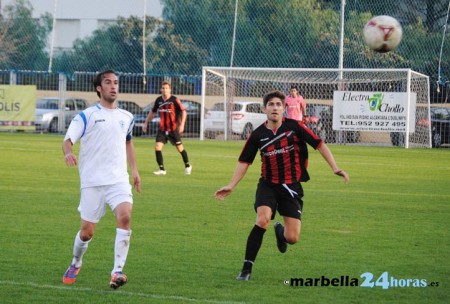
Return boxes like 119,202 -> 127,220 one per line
155,151 -> 164,170
242,225 -> 266,272
180,150 -> 190,167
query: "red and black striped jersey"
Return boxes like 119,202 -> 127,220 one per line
238,118 -> 323,184
152,95 -> 186,132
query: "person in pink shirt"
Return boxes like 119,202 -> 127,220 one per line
285,86 -> 307,122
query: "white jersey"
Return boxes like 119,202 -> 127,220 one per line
64,103 -> 134,189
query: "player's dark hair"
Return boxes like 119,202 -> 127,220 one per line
93,70 -> 116,98
290,85 -> 298,90
263,91 -> 285,107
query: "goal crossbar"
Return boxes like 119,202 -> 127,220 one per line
201,67 -> 431,148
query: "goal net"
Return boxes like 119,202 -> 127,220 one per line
201,67 -> 431,148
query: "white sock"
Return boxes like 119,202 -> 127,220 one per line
71,231 -> 90,268
112,228 -> 132,274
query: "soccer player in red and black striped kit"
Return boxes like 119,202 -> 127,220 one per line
214,90 -> 349,281
143,81 -> 192,175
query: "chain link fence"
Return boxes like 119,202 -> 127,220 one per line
1,1 -> 448,85
0,0 -> 449,139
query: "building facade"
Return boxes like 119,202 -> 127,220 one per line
1,0 -> 163,51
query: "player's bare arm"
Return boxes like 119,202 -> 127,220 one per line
142,111 -> 155,133
317,143 -> 349,184
179,110 -> 187,133
62,138 -> 77,167
214,162 -> 250,200
126,140 -> 141,193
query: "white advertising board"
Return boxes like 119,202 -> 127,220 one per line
332,91 -> 416,132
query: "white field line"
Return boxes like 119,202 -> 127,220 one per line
0,280 -> 247,304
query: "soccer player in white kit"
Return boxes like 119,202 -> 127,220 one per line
62,70 -> 141,289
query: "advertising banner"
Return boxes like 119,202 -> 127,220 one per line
0,85 -> 36,131
332,91 -> 416,132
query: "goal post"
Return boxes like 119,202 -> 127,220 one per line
200,67 -> 431,148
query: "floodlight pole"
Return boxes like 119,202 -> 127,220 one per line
226,0 -> 239,140
230,0 -> 239,68
338,0 -> 345,74
48,0 -> 58,73
142,0 -> 147,85
405,69 -> 411,149
437,0 -> 450,89
58,73 -> 67,133
337,0 -> 346,143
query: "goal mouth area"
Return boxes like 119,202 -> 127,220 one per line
201,67 -> 431,148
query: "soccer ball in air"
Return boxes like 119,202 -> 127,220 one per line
363,15 -> 402,53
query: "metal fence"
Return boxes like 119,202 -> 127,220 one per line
1,0 -> 449,141
1,1 -> 449,88
0,70 -> 204,137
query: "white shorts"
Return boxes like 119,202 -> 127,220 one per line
78,183 -> 133,223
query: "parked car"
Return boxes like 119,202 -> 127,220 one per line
416,106 -> 450,148
391,106 -> 450,148
133,100 -> 202,136
305,103 -> 360,143
182,99 -> 203,134
133,103 -> 157,136
390,132 -> 406,146
117,100 -> 143,116
204,101 -> 266,139
35,97 -> 89,133
428,106 -> 450,147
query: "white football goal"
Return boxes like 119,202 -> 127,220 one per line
201,67 -> 431,148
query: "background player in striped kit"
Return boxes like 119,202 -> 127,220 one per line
143,81 -> 192,175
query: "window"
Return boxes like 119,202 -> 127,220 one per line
247,103 -> 263,114
48,100 -> 59,109
76,99 -> 87,110
65,100 -> 75,111
211,103 -> 224,111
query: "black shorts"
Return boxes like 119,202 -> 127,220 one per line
254,178 -> 304,220
156,130 -> 182,145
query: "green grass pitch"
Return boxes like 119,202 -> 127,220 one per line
0,132 -> 449,303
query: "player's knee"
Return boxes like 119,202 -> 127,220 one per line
255,217 -> 271,229
117,213 -> 131,228
79,230 -> 94,241
285,233 -> 300,244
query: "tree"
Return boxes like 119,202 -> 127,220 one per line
161,0 -> 341,69
55,16 -> 149,73
233,0 -> 319,67
0,0 -> 51,70
54,15 -> 207,75
323,0 -> 450,32
151,21 -> 208,74
348,4 -> 448,84
0,14 -> 17,65
161,0 -> 235,67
